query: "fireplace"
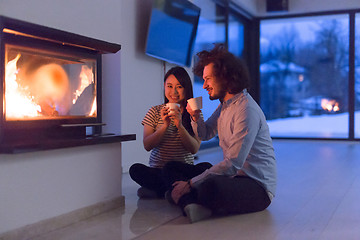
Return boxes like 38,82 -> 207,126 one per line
0,16 -> 123,152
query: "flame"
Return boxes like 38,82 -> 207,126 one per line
30,63 -> 69,104
298,74 -> 304,82
73,65 -> 94,104
321,99 -> 340,112
5,53 -> 95,119
5,54 -> 42,119
89,97 -> 97,116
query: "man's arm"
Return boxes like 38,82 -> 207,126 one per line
191,106 -> 261,187
188,104 -> 221,141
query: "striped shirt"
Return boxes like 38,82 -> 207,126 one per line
142,104 -> 194,168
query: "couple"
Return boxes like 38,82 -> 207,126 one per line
130,44 -> 277,223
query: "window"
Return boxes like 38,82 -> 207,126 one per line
355,13 -> 360,138
192,1 -> 226,120
260,15 -> 350,138
228,12 -> 245,58
189,1 -> 251,148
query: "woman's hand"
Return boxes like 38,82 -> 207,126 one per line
171,180 -> 191,204
169,107 -> 182,128
161,106 -> 171,126
143,105 -> 172,151
186,103 -> 201,122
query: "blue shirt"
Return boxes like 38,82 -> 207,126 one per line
191,90 -> 277,199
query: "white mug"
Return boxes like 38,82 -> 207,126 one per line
187,96 -> 202,110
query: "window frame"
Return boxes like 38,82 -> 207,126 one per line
256,9 -> 360,141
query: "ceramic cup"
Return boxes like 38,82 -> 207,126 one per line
166,103 -> 180,116
187,96 -> 202,110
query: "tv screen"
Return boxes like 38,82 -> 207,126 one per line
145,0 -> 201,67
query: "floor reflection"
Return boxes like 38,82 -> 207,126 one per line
129,198 -> 180,234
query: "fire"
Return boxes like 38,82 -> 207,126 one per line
5,53 -> 96,119
321,98 -> 340,112
72,65 -> 96,116
5,54 -> 42,119
73,65 -> 94,104
30,63 -> 69,104
90,97 -> 97,116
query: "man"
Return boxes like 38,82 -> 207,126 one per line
168,44 -> 277,223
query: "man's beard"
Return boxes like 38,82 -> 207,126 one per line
209,89 -> 226,102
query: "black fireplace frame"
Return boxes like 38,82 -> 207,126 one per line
0,16 -> 128,152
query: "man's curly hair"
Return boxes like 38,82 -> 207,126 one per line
193,44 -> 250,94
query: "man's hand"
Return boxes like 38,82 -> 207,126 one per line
171,180 -> 191,204
186,103 -> 201,122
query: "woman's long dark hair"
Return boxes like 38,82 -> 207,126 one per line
164,67 -> 195,136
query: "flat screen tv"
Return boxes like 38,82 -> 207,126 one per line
145,0 -> 201,67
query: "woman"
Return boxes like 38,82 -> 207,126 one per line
129,67 -> 211,198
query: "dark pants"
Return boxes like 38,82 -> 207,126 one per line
129,163 -> 166,198
183,175 -> 271,215
162,161 -> 213,190
129,161 -> 212,198
163,162 -> 271,215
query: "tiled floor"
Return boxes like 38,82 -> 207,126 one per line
33,140 -> 360,240
34,170 -> 181,240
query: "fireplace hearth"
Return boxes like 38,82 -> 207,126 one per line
0,16 -> 134,153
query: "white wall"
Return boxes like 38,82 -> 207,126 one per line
0,144 -> 122,234
234,0 -> 258,15
117,0 -> 164,172
0,0 -> 163,235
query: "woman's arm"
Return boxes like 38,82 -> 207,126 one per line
143,107 -> 171,151
177,124 -> 201,154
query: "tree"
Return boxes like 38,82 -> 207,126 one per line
260,25 -> 301,119
308,19 -> 349,111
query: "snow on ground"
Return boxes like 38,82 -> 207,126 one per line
194,82 -> 360,138
267,111 -> 360,138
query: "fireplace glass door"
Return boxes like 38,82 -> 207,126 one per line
5,44 -> 97,121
